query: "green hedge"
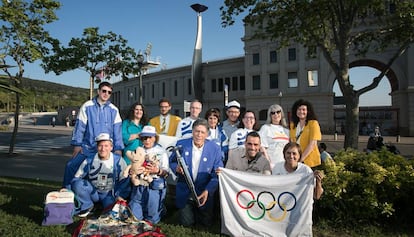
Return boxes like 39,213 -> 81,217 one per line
315,148 -> 414,226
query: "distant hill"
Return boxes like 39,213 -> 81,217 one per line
21,77 -> 88,93
0,77 -> 90,112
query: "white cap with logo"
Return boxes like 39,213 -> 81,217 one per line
227,100 -> 240,109
95,133 -> 113,143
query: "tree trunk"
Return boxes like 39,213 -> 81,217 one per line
89,75 -> 93,100
8,91 -> 20,156
343,94 -> 359,149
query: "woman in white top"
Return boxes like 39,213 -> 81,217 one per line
229,110 -> 259,150
272,142 -> 324,200
259,104 -> 289,169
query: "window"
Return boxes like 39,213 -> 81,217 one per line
225,77 -> 231,90
252,75 -> 261,90
288,72 -> 298,88
151,84 -> 155,98
232,76 -> 238,91
188,78 -> 192,95
288,48 -> 296,61
162,82 -> 165,97
174,80 -> 178,96
269,73 -> 279,89
259,109 -> 268,121
253,53 -> 260,65
218,78 -> 223,92
240,76 -> 245,90
307,70 -> 318,87
270,50 -> 277,63
211,79 -> 217,92
143,85 -> 146,99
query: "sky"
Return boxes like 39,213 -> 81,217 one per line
20,0 -> 390,106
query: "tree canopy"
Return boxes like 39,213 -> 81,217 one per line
0,0 -> 61,155
221,0 -> 414,148
42,27 -> 140,99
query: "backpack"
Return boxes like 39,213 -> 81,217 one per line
42,189 -> 75,226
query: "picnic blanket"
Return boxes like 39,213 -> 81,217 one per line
72,200 -> 165,237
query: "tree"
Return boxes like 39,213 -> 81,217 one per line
43,27 -> 140,99
221,0 -> 414,149
0,0 -> 60,155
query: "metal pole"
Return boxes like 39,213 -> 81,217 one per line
139,71 -> 143,104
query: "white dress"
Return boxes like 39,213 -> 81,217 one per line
259,124 -> 289,169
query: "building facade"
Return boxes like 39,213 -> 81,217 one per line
112,27 -> 414,136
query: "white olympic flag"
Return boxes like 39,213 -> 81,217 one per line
219,168 -> 315,237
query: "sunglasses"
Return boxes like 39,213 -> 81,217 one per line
101,89 -> 112,94
270,110 -> 282,115
141,136 -> 151,140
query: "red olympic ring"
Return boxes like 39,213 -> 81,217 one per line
236,189 -> 255,209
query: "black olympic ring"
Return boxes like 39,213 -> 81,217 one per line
257,191 -> 276,211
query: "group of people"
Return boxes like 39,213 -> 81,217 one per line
63,81 -> 326,228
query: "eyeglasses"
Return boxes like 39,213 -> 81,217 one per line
270,110 -> 282,115
101,89 -> 112,95
141,136 -> 151,140
243,116 -> 255,120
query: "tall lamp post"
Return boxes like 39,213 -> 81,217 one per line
190,3 -> 208,101
137,51 -> 144,104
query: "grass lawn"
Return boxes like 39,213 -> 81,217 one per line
0,176 -> 412,237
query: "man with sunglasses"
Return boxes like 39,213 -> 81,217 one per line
71,82 -> 124,157
63,82 -> 124,189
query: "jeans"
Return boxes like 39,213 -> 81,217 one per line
129,178 -> 166,224
179,200 -> 213,227
71,179 -> 114,213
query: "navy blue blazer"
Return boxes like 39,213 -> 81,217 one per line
169,138 -> 223,209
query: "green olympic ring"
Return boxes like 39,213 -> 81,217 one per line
246,200 -> 266,220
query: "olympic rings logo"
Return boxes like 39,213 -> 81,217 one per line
236,189 -> 297,222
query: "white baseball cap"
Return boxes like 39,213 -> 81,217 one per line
227,100 -> 240,109
139,125 -> 157,137
95,133 -> 113,143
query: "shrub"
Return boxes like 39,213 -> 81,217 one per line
315,148 -> 414,226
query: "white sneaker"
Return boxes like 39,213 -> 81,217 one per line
78,206 -> 93,218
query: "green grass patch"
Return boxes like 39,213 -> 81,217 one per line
0,175 -> 413,237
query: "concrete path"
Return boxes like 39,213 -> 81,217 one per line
0,125 -> 413,183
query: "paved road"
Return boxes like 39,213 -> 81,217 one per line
0,125 -> 73,182
0,125 -> 413,183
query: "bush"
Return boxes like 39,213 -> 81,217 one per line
315,148 -> 414,227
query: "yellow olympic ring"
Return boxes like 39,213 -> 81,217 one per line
266,201 -> 287,222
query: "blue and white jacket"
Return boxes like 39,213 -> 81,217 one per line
71,96 -> 124,156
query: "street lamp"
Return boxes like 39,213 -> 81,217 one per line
190,3 -> 208,101
137,51 -> 144,104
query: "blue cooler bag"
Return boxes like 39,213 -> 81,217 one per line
42,189 -> 75,226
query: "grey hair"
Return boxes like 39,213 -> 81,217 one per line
192,118 -> 209,131
265,104 -> 287,127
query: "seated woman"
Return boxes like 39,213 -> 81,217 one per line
128,126 -> 169,224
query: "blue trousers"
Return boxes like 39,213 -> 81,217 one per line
129,178 -> 166,224
71,179 -> 115,213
